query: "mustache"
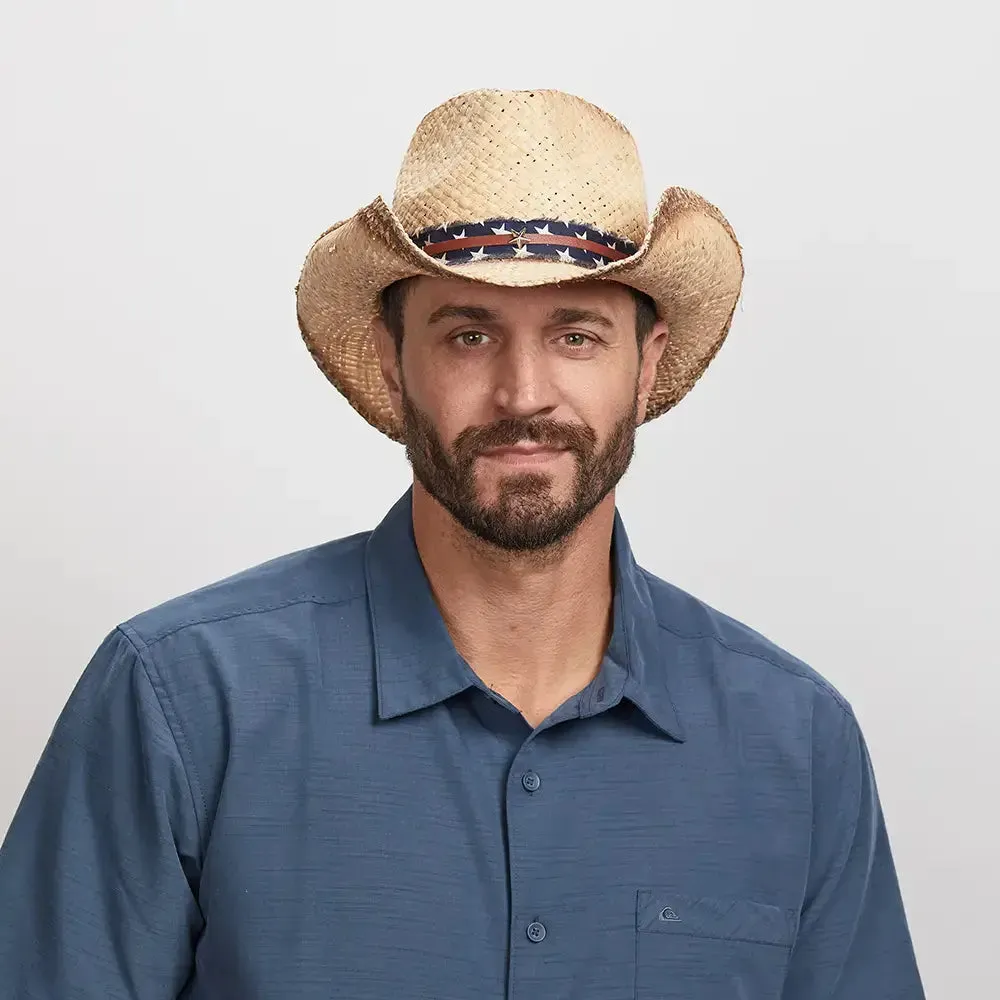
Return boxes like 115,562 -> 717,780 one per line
453,418 -> 597,458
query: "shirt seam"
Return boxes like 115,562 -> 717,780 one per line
793,712 -> 864,950
825,716 -> 864,907
654,620 -> 854,721
117,623 -> 207,846
135,591 -> 366,649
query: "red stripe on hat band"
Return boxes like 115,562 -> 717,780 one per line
423,233 -> 630,260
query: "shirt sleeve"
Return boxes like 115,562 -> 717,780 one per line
0,627 -> 203,998
781,704 -> 925,999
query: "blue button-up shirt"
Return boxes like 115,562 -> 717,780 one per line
0,491 -> 924,998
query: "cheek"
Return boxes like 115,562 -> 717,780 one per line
557,366 -> 637,429
404,361 -> 491,438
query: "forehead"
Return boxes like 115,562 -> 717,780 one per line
403,275 -> 636,322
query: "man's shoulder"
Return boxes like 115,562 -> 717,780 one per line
639,566 -> 854,719
121,529 -> 373,649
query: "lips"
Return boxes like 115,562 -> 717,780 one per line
483,444 -> 562,455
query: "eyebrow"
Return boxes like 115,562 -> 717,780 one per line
425,304 -> 615,329
426,304 -> 502,325
546,307 -> 614,330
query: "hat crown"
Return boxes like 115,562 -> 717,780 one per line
391,89 -> 649,245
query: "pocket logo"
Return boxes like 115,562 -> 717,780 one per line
658,906 -> 681,922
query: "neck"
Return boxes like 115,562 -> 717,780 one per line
410,482 -> 616,724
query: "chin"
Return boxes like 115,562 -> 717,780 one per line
478,471 -> 567,503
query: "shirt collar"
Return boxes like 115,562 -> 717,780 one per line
365,491 -> 479,719
364,489 -> 686,742
608,514 -> 687,742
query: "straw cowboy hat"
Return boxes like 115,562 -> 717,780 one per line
295,88 -> 743,441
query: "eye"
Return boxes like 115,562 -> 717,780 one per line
455,330 -> 490,347
561,332 -> 592,348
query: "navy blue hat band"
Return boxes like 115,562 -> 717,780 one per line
411,218 -> 637,269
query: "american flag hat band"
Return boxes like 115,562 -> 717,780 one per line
411,218 -> 637,269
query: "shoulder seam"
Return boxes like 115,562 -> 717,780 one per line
654,619 -> 854,720
116,623 -> 207,845
134,591 -> 366,648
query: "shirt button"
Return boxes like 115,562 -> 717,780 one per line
526,920 -> 547,943
521,771 -> 541,793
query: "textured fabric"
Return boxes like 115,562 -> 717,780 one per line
0,491 -> 925,999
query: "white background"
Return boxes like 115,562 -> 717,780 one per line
2,2 -> 997,995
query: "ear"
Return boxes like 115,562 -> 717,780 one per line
372,317 -> 404,421
636,319 -> 670,424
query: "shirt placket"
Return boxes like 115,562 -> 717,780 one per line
504,730 -> 551,1000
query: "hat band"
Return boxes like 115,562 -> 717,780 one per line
411,218 -> 636,268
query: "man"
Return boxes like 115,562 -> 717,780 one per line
0,89 -> 924,998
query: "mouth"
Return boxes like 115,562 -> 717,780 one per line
479,444 -> 569,465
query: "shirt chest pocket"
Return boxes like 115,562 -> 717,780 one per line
635,890 -> 796,1000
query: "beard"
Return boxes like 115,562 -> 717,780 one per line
400,386 -> 638,552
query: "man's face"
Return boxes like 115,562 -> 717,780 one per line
376,276 -> 668,551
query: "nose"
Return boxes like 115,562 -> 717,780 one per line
491,341 -> 559,418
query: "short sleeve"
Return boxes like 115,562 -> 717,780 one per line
0,627 -> 204,998
781,704 -> 925,999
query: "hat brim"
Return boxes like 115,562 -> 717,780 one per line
295,187 -> 743,441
